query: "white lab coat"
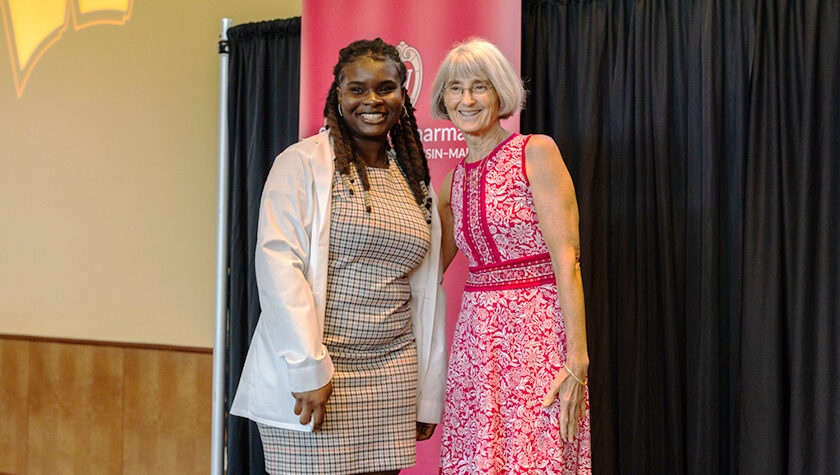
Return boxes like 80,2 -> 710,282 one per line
230,131 -> 447,431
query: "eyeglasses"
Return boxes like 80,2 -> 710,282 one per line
444,81 -> 494,99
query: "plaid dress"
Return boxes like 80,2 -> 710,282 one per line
258,156 -> 431,474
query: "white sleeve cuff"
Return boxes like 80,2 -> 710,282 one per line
416,393 -> 444,424
285,345 -> 334,393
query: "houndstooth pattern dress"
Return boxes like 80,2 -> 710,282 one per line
258,155 -> 431,475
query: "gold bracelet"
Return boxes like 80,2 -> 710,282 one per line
564,365 -> 586,386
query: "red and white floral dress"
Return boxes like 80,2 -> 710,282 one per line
439,134 -> 592,474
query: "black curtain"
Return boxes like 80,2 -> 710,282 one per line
225,17 -> 301,475
521,1 -> 840,474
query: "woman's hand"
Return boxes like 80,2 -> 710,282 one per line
291,380 -> 333,431
416,422 -> 437,441
541,360 -> 588,442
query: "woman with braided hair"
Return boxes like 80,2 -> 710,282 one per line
231,38 -> 447,475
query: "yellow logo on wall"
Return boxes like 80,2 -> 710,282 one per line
1,0 -> 133,97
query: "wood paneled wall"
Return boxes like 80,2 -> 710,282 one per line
0,336 -> 212,474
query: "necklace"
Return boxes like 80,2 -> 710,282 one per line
463,130 -> 511,192
466,153 -> 488,194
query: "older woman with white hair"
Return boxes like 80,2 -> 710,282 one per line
433,38 -> 591,473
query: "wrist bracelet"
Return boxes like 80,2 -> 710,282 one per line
564,365 -> 586,386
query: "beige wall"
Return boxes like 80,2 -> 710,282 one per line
0,1 -> 302,347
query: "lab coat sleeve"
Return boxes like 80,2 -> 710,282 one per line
413,185 -> 448,424
255,148 -> 334,394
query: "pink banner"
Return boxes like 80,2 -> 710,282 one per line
301,1 -> 521,471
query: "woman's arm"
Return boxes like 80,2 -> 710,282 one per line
437,169 -> 458,271
525,134 -> 589,442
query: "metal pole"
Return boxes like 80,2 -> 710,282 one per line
211,17 -> 233,475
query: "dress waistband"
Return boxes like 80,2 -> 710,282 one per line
465,253 -> 555,291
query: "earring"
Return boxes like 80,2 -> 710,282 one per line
338,104 -> 343,117
402,104 -> 409,118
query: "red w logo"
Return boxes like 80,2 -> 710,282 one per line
397,41 -> 423,108
1,0 -> 133,97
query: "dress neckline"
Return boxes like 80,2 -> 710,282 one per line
364,149 -> 394,171
463,133 -> 517,168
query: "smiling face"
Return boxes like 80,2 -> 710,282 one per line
443,76 -> 500,137
337,56 -> 405,145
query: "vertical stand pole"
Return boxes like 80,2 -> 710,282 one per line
211,17 -> 233,475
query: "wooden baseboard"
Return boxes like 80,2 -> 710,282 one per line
0,333 -> 212,354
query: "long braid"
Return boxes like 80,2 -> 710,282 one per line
323,38 -> 430,213
323,82 -> 356,182
389,96 -> 430,205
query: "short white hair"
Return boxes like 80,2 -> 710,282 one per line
430,38 -> 526,121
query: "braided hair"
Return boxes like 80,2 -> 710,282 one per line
323,38 -> 431,213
